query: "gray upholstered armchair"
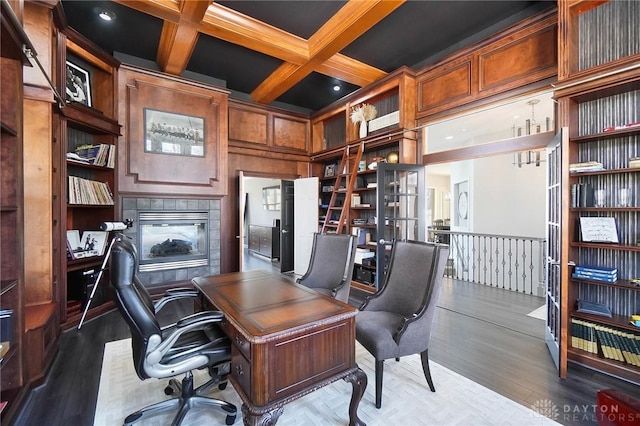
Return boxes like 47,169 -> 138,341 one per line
355,240 -> 449,408
296,233 -> 357,303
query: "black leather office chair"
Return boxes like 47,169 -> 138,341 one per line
109,234 -> 237,426
296,232 -> 357,303
356,240 -> 449,408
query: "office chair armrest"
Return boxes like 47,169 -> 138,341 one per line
154,287 -> 200,313
147,311 -> 226,366
176,310 -> 224,328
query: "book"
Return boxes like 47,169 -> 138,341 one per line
577,299 -> 612,317
575,265 -> 618,275
572,273 -> 617,283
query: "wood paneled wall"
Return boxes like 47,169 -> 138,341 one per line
229,100 -> 309,154
222,99 -> 310,272
117,65 -> 230,197
416,9 -> 557,120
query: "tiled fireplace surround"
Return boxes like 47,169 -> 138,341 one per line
120,197 -> 221,288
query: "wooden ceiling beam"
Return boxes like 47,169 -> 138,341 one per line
156,0 -> 211,75
252,0 -> 403,104
114,0 -> 395,104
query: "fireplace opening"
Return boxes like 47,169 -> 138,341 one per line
138,211 -> 209,272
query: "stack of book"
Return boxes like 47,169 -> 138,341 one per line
572,265 -> 617,283
569,161 -> 604,173
630,157 -> 640,169
74,144 -> 116,168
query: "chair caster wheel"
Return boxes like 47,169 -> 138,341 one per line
219,381 -> 228,390
164,386 -> 174,395
225,414 -> 236,425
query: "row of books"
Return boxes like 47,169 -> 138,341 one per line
570,183 -> 595,208
73,144 -> 116,168
570,318 -> 640,367
68,176 -> 114,205
569,161 -> 604,173
572,265 -> 617,283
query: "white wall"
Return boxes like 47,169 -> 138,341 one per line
472,153 -> 546,238
244,177 -> 280,228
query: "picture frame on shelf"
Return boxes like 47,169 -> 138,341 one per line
324,163 -> 337,178
144,108 -> 205,157
578,217 -> 619,244
65,60 -> 92,107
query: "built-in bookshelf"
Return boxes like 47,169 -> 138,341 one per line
53,26 -> 121,328
556,0 -> 640,382
0,1 -> 31,422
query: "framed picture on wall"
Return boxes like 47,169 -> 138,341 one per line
66,60 -> 92,107
144,108 -> 205,157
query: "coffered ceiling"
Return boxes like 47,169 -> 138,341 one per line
60,0 -> 553,113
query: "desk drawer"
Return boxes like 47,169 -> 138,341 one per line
221,318 -> 251,360
231,346 -> 251,398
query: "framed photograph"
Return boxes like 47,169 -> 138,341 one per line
144,108 -> 205,157
578,217 -> 619,243
65,61 -> 92,107
324,163 -> 337,178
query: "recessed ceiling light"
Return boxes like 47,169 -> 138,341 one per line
445,136 -> 454,140
333,84 -> 341,92
96,8 -> 116,21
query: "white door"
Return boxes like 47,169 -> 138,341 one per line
294,177 -> 319,275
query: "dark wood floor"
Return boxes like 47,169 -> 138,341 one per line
13,251 -> 639,425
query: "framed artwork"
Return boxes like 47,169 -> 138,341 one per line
324,163 -> 337,178
66,60 -> 92,107
454,179 -> 469,229
144,108 -> 205,157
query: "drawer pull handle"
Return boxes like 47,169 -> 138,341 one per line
236,365 -> 244,376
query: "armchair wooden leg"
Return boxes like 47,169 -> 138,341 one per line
420,349 -> 436,392
375,359 -> 384,409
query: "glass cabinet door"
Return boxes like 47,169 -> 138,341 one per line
375,163 -> 425,288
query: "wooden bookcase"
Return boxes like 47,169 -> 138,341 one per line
53,26 -> 121,328
0,1 -> 30,421
311,68 -> 419,294
556,0 -> 640,382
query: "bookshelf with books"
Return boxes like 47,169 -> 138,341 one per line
556,0 -> 640,383
53,24 -> 121,328
0,1 -> 31,421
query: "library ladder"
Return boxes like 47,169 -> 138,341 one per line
321,143 -> 363,234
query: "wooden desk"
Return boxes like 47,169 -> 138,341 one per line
192,270 -> 367,425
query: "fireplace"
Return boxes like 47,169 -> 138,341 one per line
121,197 -> 221,288
138,211 -> 208,272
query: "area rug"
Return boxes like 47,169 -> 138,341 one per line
95,338 -> 559,426
527,305 -> 546,321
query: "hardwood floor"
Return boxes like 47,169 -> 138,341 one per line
12,257 -> 639,425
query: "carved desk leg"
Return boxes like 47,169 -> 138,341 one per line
241,404 -> 283,426
345,367 -> 367,426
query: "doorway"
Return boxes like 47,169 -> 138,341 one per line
239,175 -> 295,273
